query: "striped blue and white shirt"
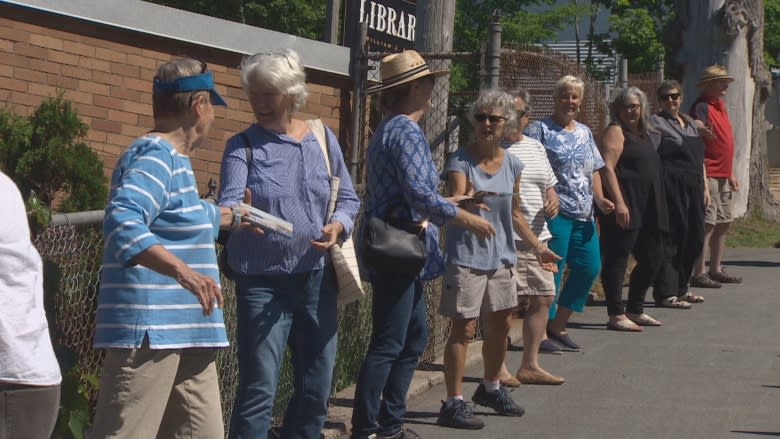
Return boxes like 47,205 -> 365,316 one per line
95,135 -> 228,349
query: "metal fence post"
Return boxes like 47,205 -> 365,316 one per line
486,10 -> 502,90
348,23 -> 368,182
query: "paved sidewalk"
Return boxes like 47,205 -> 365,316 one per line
329,247 -> 780,439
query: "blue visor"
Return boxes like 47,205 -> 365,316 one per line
152,71 -> 227,106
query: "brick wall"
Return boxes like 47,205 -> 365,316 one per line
0,4 -> 349,195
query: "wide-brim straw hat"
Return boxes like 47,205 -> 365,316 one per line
696,64 -> 734,87
367,50 -> 449,94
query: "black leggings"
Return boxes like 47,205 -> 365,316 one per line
600,215 -> 664,316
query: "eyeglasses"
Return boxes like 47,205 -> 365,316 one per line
624,104 -> 641,112
659,93 -> 681,101
474,114 -> 506,123
516,110 -> 528,119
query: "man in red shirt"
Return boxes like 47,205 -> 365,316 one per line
689,65 -> 743,288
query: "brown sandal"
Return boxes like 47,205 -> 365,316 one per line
679,291 -> 704,303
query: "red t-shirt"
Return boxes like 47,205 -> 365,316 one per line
690,96 -> 734,177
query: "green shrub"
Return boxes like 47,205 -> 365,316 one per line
0,91 -> 107,213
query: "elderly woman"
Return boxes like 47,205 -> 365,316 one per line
350,50 -> 495,439
91,58 -> 237,438
498,88 -> 565,385
650,80 -> 709,308
218,50 -> 360,439
525,75 -> 612,352
437,90 -> 560,430
598,87 -> 668,331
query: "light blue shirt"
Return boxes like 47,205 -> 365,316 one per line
218,123 -> 360,276
443,148 -> 524,270
525,117 -> 604,221
96,135 -> 227,349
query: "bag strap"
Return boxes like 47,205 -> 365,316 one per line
306,119 -> 331,176
238,132 -> 252,179
305,119 -> 340,221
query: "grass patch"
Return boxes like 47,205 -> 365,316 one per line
727,213 -> 780,248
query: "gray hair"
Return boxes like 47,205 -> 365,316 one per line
468,89 -> 517,127
240,49 -> 308,112
152,58 -> 208,118
609,86 -> 651,134
504,88 -> 533,133
553,75 -> 585,99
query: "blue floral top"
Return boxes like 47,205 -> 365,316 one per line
361,114 -> 457,280
525,117 -> 604,221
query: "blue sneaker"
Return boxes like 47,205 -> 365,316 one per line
472,384 -> 525,417
436,399 -> 485,429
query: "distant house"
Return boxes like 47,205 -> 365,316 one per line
528,0 -> 618,82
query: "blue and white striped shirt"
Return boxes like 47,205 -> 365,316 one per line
95,135 -> 228,349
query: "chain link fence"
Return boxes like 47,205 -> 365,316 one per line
32,43 -> 656,437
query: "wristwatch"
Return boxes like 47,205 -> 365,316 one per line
231,206 -> 241,229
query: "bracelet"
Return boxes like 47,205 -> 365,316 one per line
231,206 -> 241,229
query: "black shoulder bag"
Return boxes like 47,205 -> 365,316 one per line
362,199 -> 428,275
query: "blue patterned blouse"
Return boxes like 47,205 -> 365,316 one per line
361,114 -> 457,280
525,117 -> 605,221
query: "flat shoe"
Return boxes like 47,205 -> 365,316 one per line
538,339 -> 563,355
606,319 -> 643,332
499,374 -> 521,387
515,368 -> 565,385
679,291 -> 704,303
626,313 -> 662,326
656,296 -> 692,309
547,330 -> 581,351
690,273 -> 721,288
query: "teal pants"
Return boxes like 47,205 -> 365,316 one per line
547,214 -> 601,319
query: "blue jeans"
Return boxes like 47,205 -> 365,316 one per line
547,214 -> 601,319
229,268 -> 338,439
350,272 -> 428,438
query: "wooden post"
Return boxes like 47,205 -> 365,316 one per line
416,0 -> 457,170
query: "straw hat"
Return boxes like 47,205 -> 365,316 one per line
696,64 -> 734,87
367,50 -> 448,94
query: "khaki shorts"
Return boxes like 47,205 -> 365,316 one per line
704,177 -> 734,225
439,263 -> 517,319
514,240 -> 556,296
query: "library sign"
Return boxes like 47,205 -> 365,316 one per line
344,0 -> 416,51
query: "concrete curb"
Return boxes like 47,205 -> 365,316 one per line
321,318 -> 525,439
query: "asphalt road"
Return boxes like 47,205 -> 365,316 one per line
401,248 -> 780,439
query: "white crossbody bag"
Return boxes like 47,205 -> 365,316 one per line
305,119 -> 365,307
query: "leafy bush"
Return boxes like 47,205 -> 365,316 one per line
0,92 -> 107,213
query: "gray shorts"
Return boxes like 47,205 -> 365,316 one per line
514,240 -> 555,296
704,177 -> 734,225
439,263 -> 517,319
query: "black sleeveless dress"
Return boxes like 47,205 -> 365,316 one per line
603,128 -> 668,232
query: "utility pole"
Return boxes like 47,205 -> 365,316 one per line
416,0 -> 456,170
324,0 -> 341,44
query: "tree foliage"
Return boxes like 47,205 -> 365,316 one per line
0,92 -> 107,213
148,0 -> 326,40
765,0 -> 780,65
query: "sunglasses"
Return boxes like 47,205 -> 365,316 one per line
659,93 -> 681,101
516,110 -> 528,119
474,114 -> 506,123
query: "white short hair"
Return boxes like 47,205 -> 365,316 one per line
240,49 -> 308,112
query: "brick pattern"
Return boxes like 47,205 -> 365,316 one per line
0,12 -> 346,196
